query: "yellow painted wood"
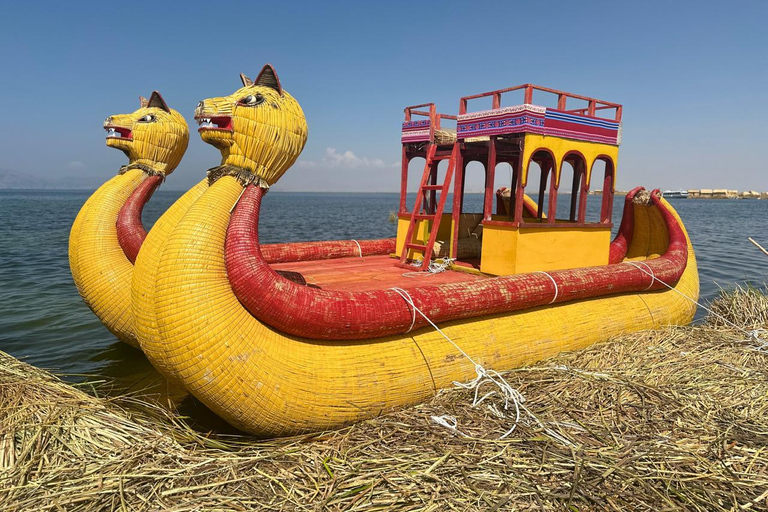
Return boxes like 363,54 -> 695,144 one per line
136,177 -> 698,437
480,223 -> 518,275
521,133 -> 619,188
515,226 -> 610,273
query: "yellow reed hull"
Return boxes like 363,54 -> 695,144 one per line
136,176 -> 699,437
69,169 -> 147,347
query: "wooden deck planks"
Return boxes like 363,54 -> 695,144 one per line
270,254 -> 486,292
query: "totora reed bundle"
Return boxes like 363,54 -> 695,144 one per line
1,287 -> 767,511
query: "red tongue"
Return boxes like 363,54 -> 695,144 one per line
106,126 -> 132,139
211,116 -> 232,130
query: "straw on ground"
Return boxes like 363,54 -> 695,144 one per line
1,286 -> 766,511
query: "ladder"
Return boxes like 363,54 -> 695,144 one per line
398,143 -> 458,270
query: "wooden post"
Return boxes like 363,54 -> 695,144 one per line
400,146 -> 409,213
600,162 -> 614,223
484,137 -> 497,221
514,150 -> 525,223
450,143 -> 465,259
557,94 -> 566,110
569,166 -> 579,222
547,160 -> 558,224
524,85 -> 533,104
578,166 -> 588,223
537,162 -> 547,220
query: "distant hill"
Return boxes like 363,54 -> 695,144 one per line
0,169 -> 101,190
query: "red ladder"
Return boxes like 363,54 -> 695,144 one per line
398,143 -> 458,270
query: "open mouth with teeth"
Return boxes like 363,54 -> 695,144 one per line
196,116 -> 233,132
105,125 -> 133,141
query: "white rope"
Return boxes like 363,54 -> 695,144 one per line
627,262 -> 768,352
402,258 -> 455,278
391,287 -> 417,333
390,287 -> 574,445
626,261 -> 655,290
533,271 -> 559,304
351,239 -> 363,258
430,415 -> 467,437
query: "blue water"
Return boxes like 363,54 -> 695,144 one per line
0,189 -> 766,386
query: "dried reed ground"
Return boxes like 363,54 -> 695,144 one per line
1,287 -> 767,511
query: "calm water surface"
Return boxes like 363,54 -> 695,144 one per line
0,189 -> 766,397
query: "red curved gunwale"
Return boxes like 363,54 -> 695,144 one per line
225,185 -> 688,341
117,173 -> 396,265
117,174 -> 163,264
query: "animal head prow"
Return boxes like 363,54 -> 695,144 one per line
195,64 -> 307,186
104,91 -> 189,175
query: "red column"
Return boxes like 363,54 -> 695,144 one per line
450,144 -> 465,259
547,160 -> 558,224
484,137 -> 497,221
578,166 -> 588,223
399,146 -> 408,213
600,162 -> 615,224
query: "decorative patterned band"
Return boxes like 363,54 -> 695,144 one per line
401,119 -> 432,143
456,104 -> 620,145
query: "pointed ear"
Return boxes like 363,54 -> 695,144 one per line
254,64 -> 282,95
147,91 -> 170,112
240,73 -> 253,87
139,96 -> 149,108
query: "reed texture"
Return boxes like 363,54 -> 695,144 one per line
1,288 -> 766,511
68,95 -> 189,347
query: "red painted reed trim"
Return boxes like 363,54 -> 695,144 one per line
226,185 -> 688,341
117,175 -> 162,264
608,186 -> 642,264
261,238 -> 395,264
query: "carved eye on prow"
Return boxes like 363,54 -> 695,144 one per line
138,114 -> 157,123
239,93 -> 265,107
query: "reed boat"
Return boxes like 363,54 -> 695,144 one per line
69,92 -> 189,347
133,68 -> 699,436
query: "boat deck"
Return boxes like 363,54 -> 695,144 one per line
270,254 -> 488,292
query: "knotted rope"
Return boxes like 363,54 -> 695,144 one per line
390,287 -> 574,445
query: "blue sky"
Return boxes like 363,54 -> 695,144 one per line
1,0 -> 766,192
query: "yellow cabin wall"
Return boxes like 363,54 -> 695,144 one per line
481,224 -> 610,276
521,133 -> 619,189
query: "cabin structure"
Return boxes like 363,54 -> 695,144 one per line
397,84 -> 622,276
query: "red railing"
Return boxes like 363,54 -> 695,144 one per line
458,84 -> 622,122
403,103 -> 457,142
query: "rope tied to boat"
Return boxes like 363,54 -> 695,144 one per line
389,286 -> 574,445
391,287 -> 417,333
351,239 -> 363,258
533,271 -> 559,304
628,263 -> 768,353
626,261 -> 656,290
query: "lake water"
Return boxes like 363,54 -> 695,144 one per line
0,189 -> 766,395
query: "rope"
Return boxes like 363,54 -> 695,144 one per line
402,258 -> 455,278
533,271 -> 559,304
626,261 -> 655,290
391,287 -> 417,333
390,287 -> 574,445
351,239 -> 363,258
627,262 -> 767,352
